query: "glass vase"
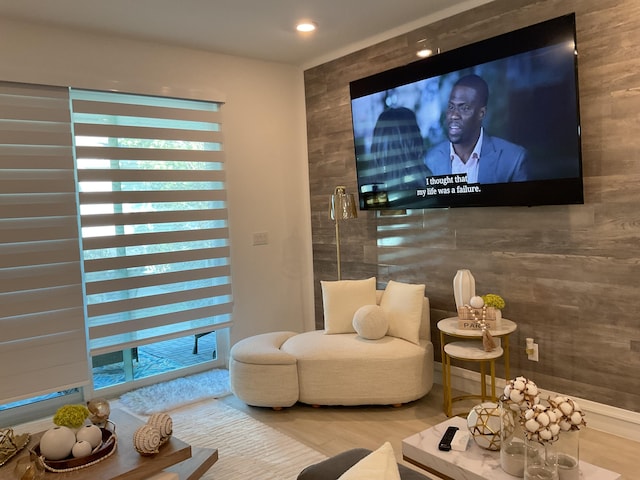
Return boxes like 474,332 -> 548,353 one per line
499,399 -> 525,477
524,438 -> 558,480
555,430 -> 580,480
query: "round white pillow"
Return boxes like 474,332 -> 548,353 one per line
352,305 -> 389,340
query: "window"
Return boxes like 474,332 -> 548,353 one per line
71,89 -> 233,391
1,83 -> 233,424
0,82 -> 88,411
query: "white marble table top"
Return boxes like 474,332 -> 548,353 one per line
402,416 -> 621,480
444,341 -> 504,361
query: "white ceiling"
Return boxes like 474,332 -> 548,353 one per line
0,0 -> 492,67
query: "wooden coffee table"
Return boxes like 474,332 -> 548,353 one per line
0,409 -> 217,480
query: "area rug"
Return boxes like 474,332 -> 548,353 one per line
114,397 -> 327,479
118,368 -> 231,414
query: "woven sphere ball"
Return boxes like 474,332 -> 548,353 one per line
467,402 -> 501,450
133,425 -> 162,455
147,412 -> 173,441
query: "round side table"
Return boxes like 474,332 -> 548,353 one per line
443,341 -> 504,417
438,317 -> 517,417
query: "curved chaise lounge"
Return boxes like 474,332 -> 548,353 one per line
230,280 -> 434,408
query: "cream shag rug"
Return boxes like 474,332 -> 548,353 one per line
119,368 -> 232,414
114,394 -> 327,479
170,400 -> 327,479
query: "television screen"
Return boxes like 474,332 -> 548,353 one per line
349,13 -> 583,210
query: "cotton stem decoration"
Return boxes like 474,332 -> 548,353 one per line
503,376 -> 540,411
523,404 -> 561,443
548,396 -> 586,432
466,295 -> 496,351
502,377 -> 586,445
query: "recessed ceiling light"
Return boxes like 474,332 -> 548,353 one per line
296,21 -> 317,33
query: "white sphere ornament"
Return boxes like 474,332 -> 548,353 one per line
469,296 -> 484,308
72,440 -> 93,458
39,426 -> 76,460
467,402 -> 501,450
76,424 -> 103,448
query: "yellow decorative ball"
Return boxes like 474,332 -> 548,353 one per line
467,402 -> 501,451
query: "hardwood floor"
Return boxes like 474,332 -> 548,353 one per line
221,384 -> 637,479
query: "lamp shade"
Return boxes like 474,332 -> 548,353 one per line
330,186 -> 358,220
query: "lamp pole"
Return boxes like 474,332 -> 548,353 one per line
330,185 -> 357,281
335,213 -> 343,280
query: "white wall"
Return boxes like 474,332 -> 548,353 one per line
0,17 -> 316,344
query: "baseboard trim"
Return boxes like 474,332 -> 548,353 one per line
434,362 -> 640,443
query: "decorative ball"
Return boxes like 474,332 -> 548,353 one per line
503,376 -> 540,410
76,424 -> 103,448
87,398 -> 111,425
133,425 -> 162,456
39,426 -> 76,460
469,296 -> 484,308
147,412 -> 173,441
72,440 -> 93,458
467,402 -> 501,450
522,404 -> 561,443
548,395 -> 586,431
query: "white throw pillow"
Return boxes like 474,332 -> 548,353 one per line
379,280 -> 424,345
352,305 -> 389,340
321,277 -> 377,334
337,442 -> 401,480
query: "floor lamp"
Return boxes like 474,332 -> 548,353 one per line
329,185 -> 358,280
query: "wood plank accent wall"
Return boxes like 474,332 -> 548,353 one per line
305,0 -> 640,413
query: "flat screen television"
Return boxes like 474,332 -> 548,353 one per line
349,13 -> 583,210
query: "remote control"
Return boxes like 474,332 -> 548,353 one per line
438,426 -> 459,451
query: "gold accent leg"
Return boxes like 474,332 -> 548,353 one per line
479,361 -> 487,401
440,331 -> 450,416
444,351 -> 452,417
490,359 -> 497,401
504,335 -> 511,380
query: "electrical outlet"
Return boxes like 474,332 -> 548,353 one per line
252,231 -> 268,246
527,343 -> 539,362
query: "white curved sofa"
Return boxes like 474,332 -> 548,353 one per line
230,280 -> 434,408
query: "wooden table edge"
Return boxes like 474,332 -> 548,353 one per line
164,446 -> 218,480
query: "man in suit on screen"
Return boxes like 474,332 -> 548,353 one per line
425,74 -> 529,184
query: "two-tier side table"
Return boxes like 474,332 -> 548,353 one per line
437,316 -> 517,417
